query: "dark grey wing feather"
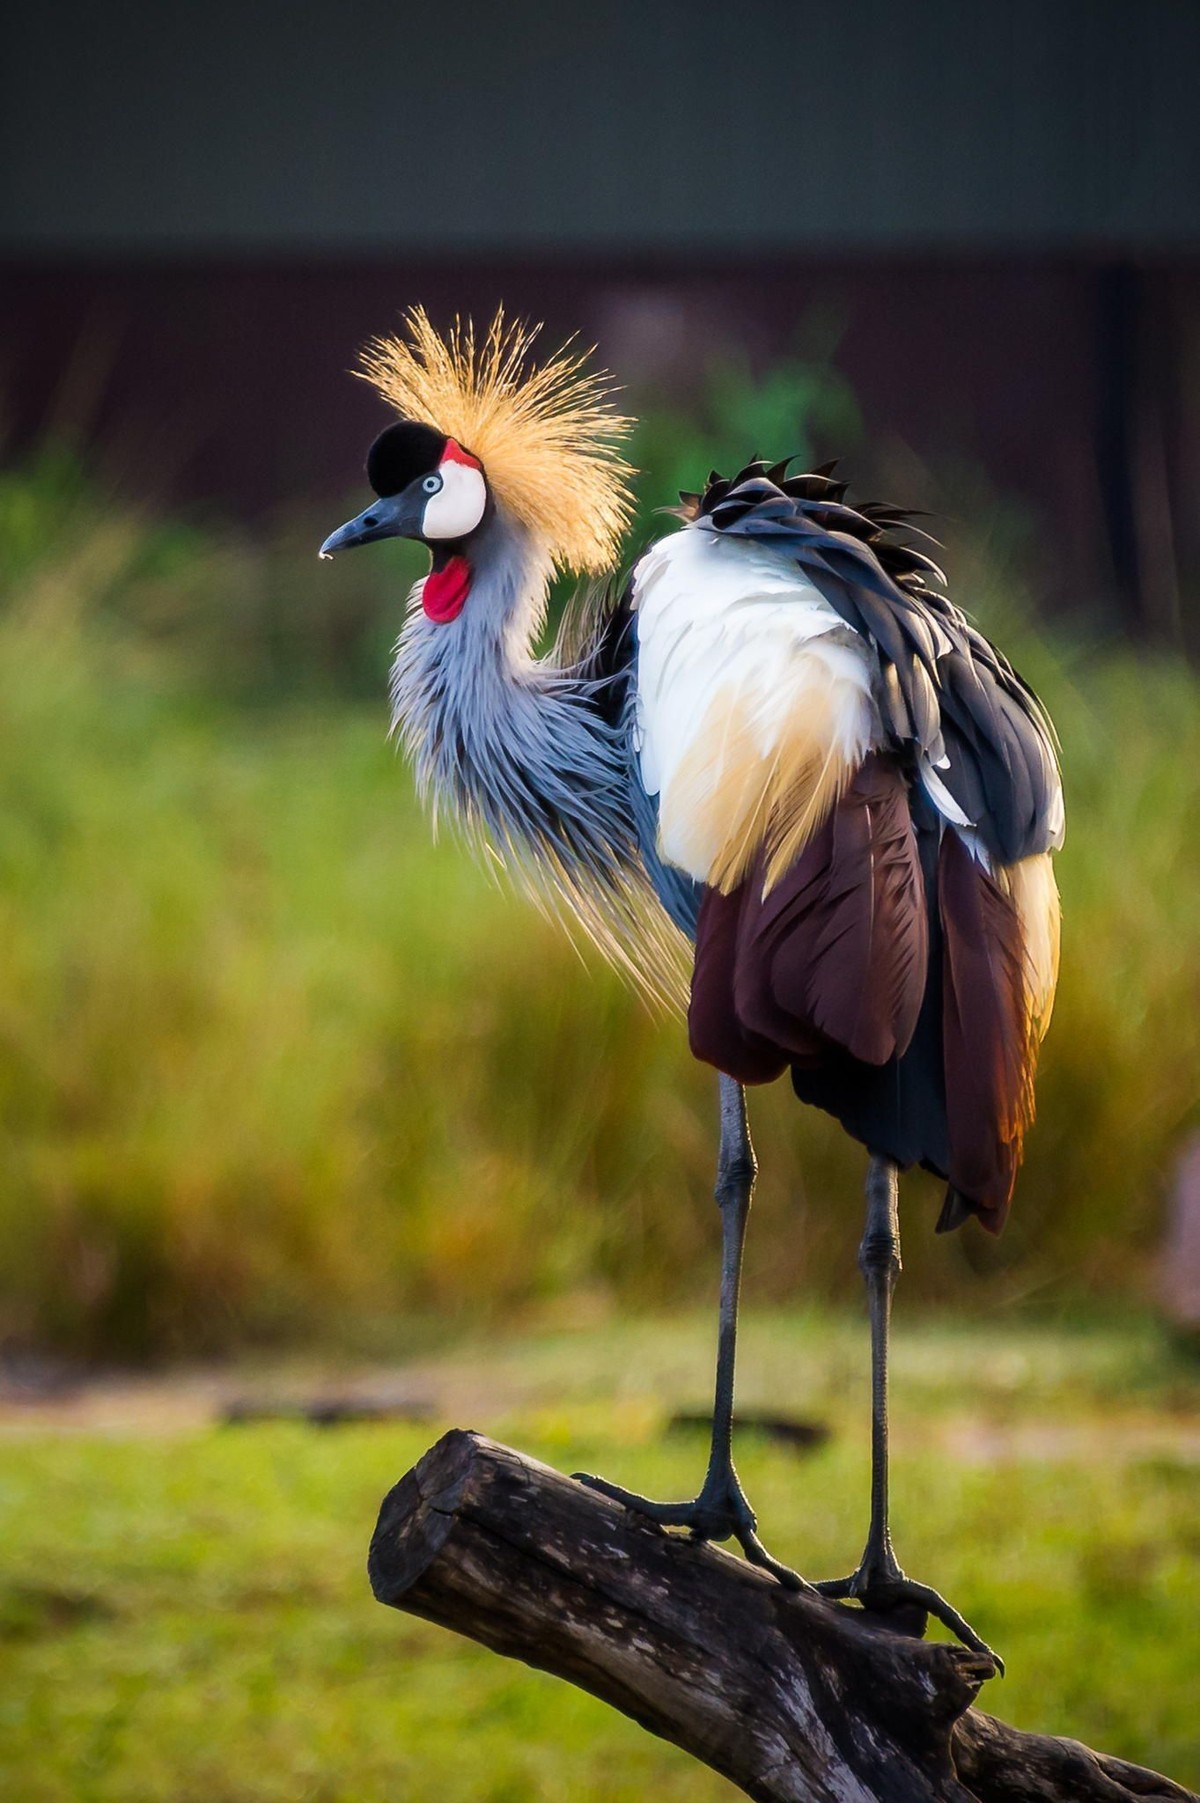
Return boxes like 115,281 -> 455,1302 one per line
625,738 -> 702,938
574,578 -> 702,939
696,464 -> 1063,865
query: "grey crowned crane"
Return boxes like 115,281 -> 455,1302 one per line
320,310 -> 1063,1664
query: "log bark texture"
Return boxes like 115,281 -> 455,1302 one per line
368,1430 -> 1196,1803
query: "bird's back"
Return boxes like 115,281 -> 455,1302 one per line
629,462 -> 1063,1233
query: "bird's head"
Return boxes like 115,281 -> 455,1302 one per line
318,308 -> 636,627
319,420 -> 490,623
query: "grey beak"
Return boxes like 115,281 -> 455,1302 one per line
318,491 -> 418,558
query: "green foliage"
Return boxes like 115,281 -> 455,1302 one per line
0,386 -> 1197,1357
0,1314 -> 1197,1799
626,350 -> 860,525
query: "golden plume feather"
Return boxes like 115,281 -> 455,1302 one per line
358,307 -> 636,574
996,851 -> 1061,1041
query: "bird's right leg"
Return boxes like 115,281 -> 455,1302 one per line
575,1074 -> 814,1593
814,1156 -> 1002,1666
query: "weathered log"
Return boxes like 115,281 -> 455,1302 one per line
367,1430 -> 1196,1803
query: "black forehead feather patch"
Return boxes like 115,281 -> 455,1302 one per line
366,420 -> 447,496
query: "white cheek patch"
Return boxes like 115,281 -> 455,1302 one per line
422,463 -> 488,540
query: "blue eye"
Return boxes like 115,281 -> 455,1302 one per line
422,474 -> 443,495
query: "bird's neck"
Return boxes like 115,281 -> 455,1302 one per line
388,512 -> 635,881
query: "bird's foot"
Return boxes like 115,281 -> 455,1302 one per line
572,1463 -> 816,1594
815,1540 -> 1003,1672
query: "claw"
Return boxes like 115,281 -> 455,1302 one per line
571,1473 -> 698,1528
737,1524 -> 810,1591
815,1565 -> 1003,1673
571,1470 -> 817,1595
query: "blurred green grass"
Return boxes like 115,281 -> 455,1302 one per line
0,381 -> 1198,1357
1,1313 -> 1198,1800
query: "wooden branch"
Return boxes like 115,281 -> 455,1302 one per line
368,1431 -> 1196,1803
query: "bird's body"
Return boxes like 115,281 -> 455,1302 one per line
321,310 -> 1064,1661
388,444 -> 1061,1236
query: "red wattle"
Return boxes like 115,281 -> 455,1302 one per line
422,555 -> 472,623
440,438 -> 482,471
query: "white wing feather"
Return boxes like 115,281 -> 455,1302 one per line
632,526 -> 878,889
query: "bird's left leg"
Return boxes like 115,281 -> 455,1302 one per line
815,1156 -> 1002,1667
575,1074 -> 814,1592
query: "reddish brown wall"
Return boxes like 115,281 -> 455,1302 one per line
2,255 -> 1196,637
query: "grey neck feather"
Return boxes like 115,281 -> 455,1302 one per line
388,510 -> 638,890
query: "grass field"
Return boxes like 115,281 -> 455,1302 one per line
1,420 -> 1199,1357
2,1311 -> 1198,1800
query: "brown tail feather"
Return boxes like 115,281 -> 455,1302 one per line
938,829 -> 1037,1232
741,755 -> 928,1066
688,881 -> 789,1085
690,754 -> 928,1074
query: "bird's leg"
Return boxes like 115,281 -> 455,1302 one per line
815,1157 -> 1003,1669
690,1076 -> 809,1584
703,1074 -> 758,1503
855,1153 -> 903,1590
575,1075 -> 814,1593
